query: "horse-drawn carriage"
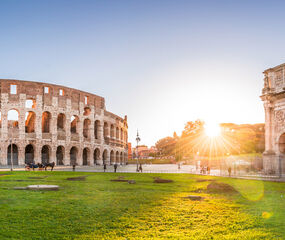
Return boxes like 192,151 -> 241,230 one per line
25,162 -> 55,171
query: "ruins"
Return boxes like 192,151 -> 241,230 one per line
0,79 -> 128,166
261,63 -> 285,175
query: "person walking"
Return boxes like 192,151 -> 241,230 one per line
103,163 -> 107,172
114,163 -> 117,173
228,167 -> 232,177
72,164 -> 76,172
139,163 -> 143,173
207,166 -> 210,175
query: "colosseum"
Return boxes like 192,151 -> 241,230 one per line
0,79 -> 128,167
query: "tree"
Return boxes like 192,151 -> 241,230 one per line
155,136 -> 177,157
180,120 -> 205,157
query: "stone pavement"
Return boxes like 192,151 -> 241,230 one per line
1,164 -> 284,182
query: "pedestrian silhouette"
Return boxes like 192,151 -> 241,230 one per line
228,167 -> 232,177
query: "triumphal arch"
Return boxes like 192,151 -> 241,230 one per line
261,63 -> 285,175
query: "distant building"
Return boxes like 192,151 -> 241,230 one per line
128,143 -> 132,160
131,145 -> 158,159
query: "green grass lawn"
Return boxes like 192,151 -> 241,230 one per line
0,171 -> 284,240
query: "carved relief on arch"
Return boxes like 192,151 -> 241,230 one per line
275,110 -> 284,122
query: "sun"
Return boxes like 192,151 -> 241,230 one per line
205,122 -> 221,137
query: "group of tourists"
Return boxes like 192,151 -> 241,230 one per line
200,166 -> 211,175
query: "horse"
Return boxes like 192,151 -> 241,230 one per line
43,162 -> 55,171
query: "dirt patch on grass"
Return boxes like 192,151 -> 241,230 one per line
111,176 -> 129,182
207,182 -> 238,193
190,188 -> 204,193
28,176 -> 48,179
111,179 -> 129,182
66,176 -> 87,181
183,195 -> 205,201
0,179 -> 26,182
153,177 -> 173,183
196,179 -> 215,182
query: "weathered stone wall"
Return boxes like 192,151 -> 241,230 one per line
261,63 -> 285,175
0,79 -> 128,166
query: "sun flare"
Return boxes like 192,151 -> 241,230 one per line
205,122 -> 221,137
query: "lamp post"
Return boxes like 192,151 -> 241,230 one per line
136,130 -> 140,172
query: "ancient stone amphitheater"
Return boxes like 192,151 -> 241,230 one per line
0,79 -> 128,166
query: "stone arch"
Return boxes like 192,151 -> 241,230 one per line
56,146 -> 65,165
103,122 -> 109,138
83,119 -> 91,139
70,146 -> 78,165
102,149 -> 108,164
57,113 -> 66,131
120,128 -> 123,141
83,147 -> 90,166
94,148 -> 100,165
70,115 -> 79,134
120,152 -> 123,164
25,144 -> 34,164
25,111 -> 36,133
42,111 -> 51,133
116,127 -> 119,139
7,144 -> 18,165
110,150 -> 115,164
7,109 -> 19,129
110,124 -> 115,138
41,145 -> 50,164
94,120 -> 100,139
116,151 -> 120,163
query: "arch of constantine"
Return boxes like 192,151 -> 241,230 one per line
0,79 -> 128,166
261,63 -> 285,175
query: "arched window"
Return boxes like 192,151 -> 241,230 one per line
83,148 -> 90,165
94,120 -> 100,139
83,119 -> 91,139
110,125 -> 115,138
25,144 -> 34,164
116,127 -> 119,139
70,115 -> 79,133
7,109 -> 19,129
42,112 -> 51,133
102,149 -> 108,164
7,144 -> 18,165
25,111 -> 36,133
103,122 -> 109,138
41,145 -> 50,164
94,148 -> 100,165
56,146 -> 65,165
57,113 -> 66,131
70,147 -> 78,165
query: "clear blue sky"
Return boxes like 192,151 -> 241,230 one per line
0,0 -> 285,146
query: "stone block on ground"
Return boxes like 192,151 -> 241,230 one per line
27,185 -> 59,190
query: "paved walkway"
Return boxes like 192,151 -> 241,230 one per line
1,164 -> 284,182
